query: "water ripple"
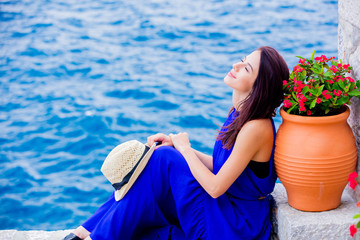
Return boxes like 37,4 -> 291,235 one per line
0,0 -> 338,231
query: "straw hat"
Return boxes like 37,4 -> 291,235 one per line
101,140 -> 156,201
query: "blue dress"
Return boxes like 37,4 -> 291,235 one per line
82,109 -> 277,240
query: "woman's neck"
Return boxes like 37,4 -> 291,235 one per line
232,90 -> 249,110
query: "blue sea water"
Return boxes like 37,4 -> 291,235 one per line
0,0 -> 338,230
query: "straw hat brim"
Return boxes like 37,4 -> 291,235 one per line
114,142 -> 156,201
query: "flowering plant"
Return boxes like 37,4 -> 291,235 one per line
349,172 -> 360,237
283,51 -> 360,116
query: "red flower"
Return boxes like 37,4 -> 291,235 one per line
343,64 -> 350,69
337,63 -> 342,68
299,105 -> 306,112
348,172 -> 359,181
322,90 -> 331,100
350,179 -> 358,189
283,80 -> 287,86
328,80 -> 334,84
330,65 -> 338,73
315,55 -> 328,63
299,95 -> 307,103
357,201 -> 360,207
306,110 -> 311,115
294,65 -> 305,73
336,90 -> 342,97
350,225 -> 357,237
283,99 -> 292,108
345,77 -> 355,83
299,59 -> 306,64
316,98 -> 322,104
335,76 -> 344,82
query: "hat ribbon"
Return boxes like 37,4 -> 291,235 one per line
112,145 -> 150,191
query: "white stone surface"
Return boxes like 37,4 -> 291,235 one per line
339,0 -> 360,32
2,184 -> 358,240
0,229 -> 73,240
338,0 -> 360,203
272,183 -> 359,240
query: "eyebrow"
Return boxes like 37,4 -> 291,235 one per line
244,56 -> 254,72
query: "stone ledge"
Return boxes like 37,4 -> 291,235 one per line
271,183 -> 359,240
0,229 -> 73,240
0,183 -> 358,240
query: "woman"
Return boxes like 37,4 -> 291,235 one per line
65,46 -> 289,240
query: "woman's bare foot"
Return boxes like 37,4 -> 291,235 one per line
73,226 -> 90,239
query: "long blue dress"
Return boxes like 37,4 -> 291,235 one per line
81,109 -> 277,240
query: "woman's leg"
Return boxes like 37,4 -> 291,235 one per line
86,148 -> 181,240
70,146 -> 206,240
73,226 -> 90,239
62,192 -> 118,239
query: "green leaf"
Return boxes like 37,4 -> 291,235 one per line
324,71 -> 332,77
287,104 -> 297,114
317,85 -> 325,95
310,99 -> 317,109
301,70 -> 307,79
309,88 -> 317,95
311,67 -> 321,74
292,92 -> 298,100
357,221 -> 360,229
325,108 -> 330,114
302,86 -> 309,95
337,96 -> 350,105
338,79 -> 345,90
348,90 -> 360,97
354,214 -> 360,219
356,81 -> 360,89
311,50 -> 316,61
345,83 -> 351,92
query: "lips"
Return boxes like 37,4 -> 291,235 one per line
227,72 -> 236,79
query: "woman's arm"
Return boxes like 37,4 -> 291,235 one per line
147,133 -> 213,171
170,119 -> 273,199
192,149 -> 213,171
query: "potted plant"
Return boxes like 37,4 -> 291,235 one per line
274,51 -> 360,211
348,171 -> 360,238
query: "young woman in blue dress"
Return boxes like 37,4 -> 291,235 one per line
65,46 -> 289,240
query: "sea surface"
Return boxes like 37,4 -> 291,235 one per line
0,0 -> 338,230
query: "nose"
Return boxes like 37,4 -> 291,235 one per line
233,62 -> 245,72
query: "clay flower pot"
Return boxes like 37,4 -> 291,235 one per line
274,107 -> 357,211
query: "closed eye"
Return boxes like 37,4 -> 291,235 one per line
241,59 -> 249,73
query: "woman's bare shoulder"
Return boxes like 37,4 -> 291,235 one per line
238,119 -> 273,145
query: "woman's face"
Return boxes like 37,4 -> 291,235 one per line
224,50 -> 261,95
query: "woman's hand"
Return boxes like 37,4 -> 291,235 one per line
147,133 -> 173,149
169,132 -> 191,153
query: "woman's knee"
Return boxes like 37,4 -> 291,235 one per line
154,146 -> 179,155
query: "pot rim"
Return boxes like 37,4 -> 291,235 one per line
280,106 -> 350,124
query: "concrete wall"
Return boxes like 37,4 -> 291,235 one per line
338,0 -> 360,201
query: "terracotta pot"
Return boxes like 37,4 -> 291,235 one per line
274,107 -> 357,211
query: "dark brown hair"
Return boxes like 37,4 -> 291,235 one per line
217,46 -> 289,150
